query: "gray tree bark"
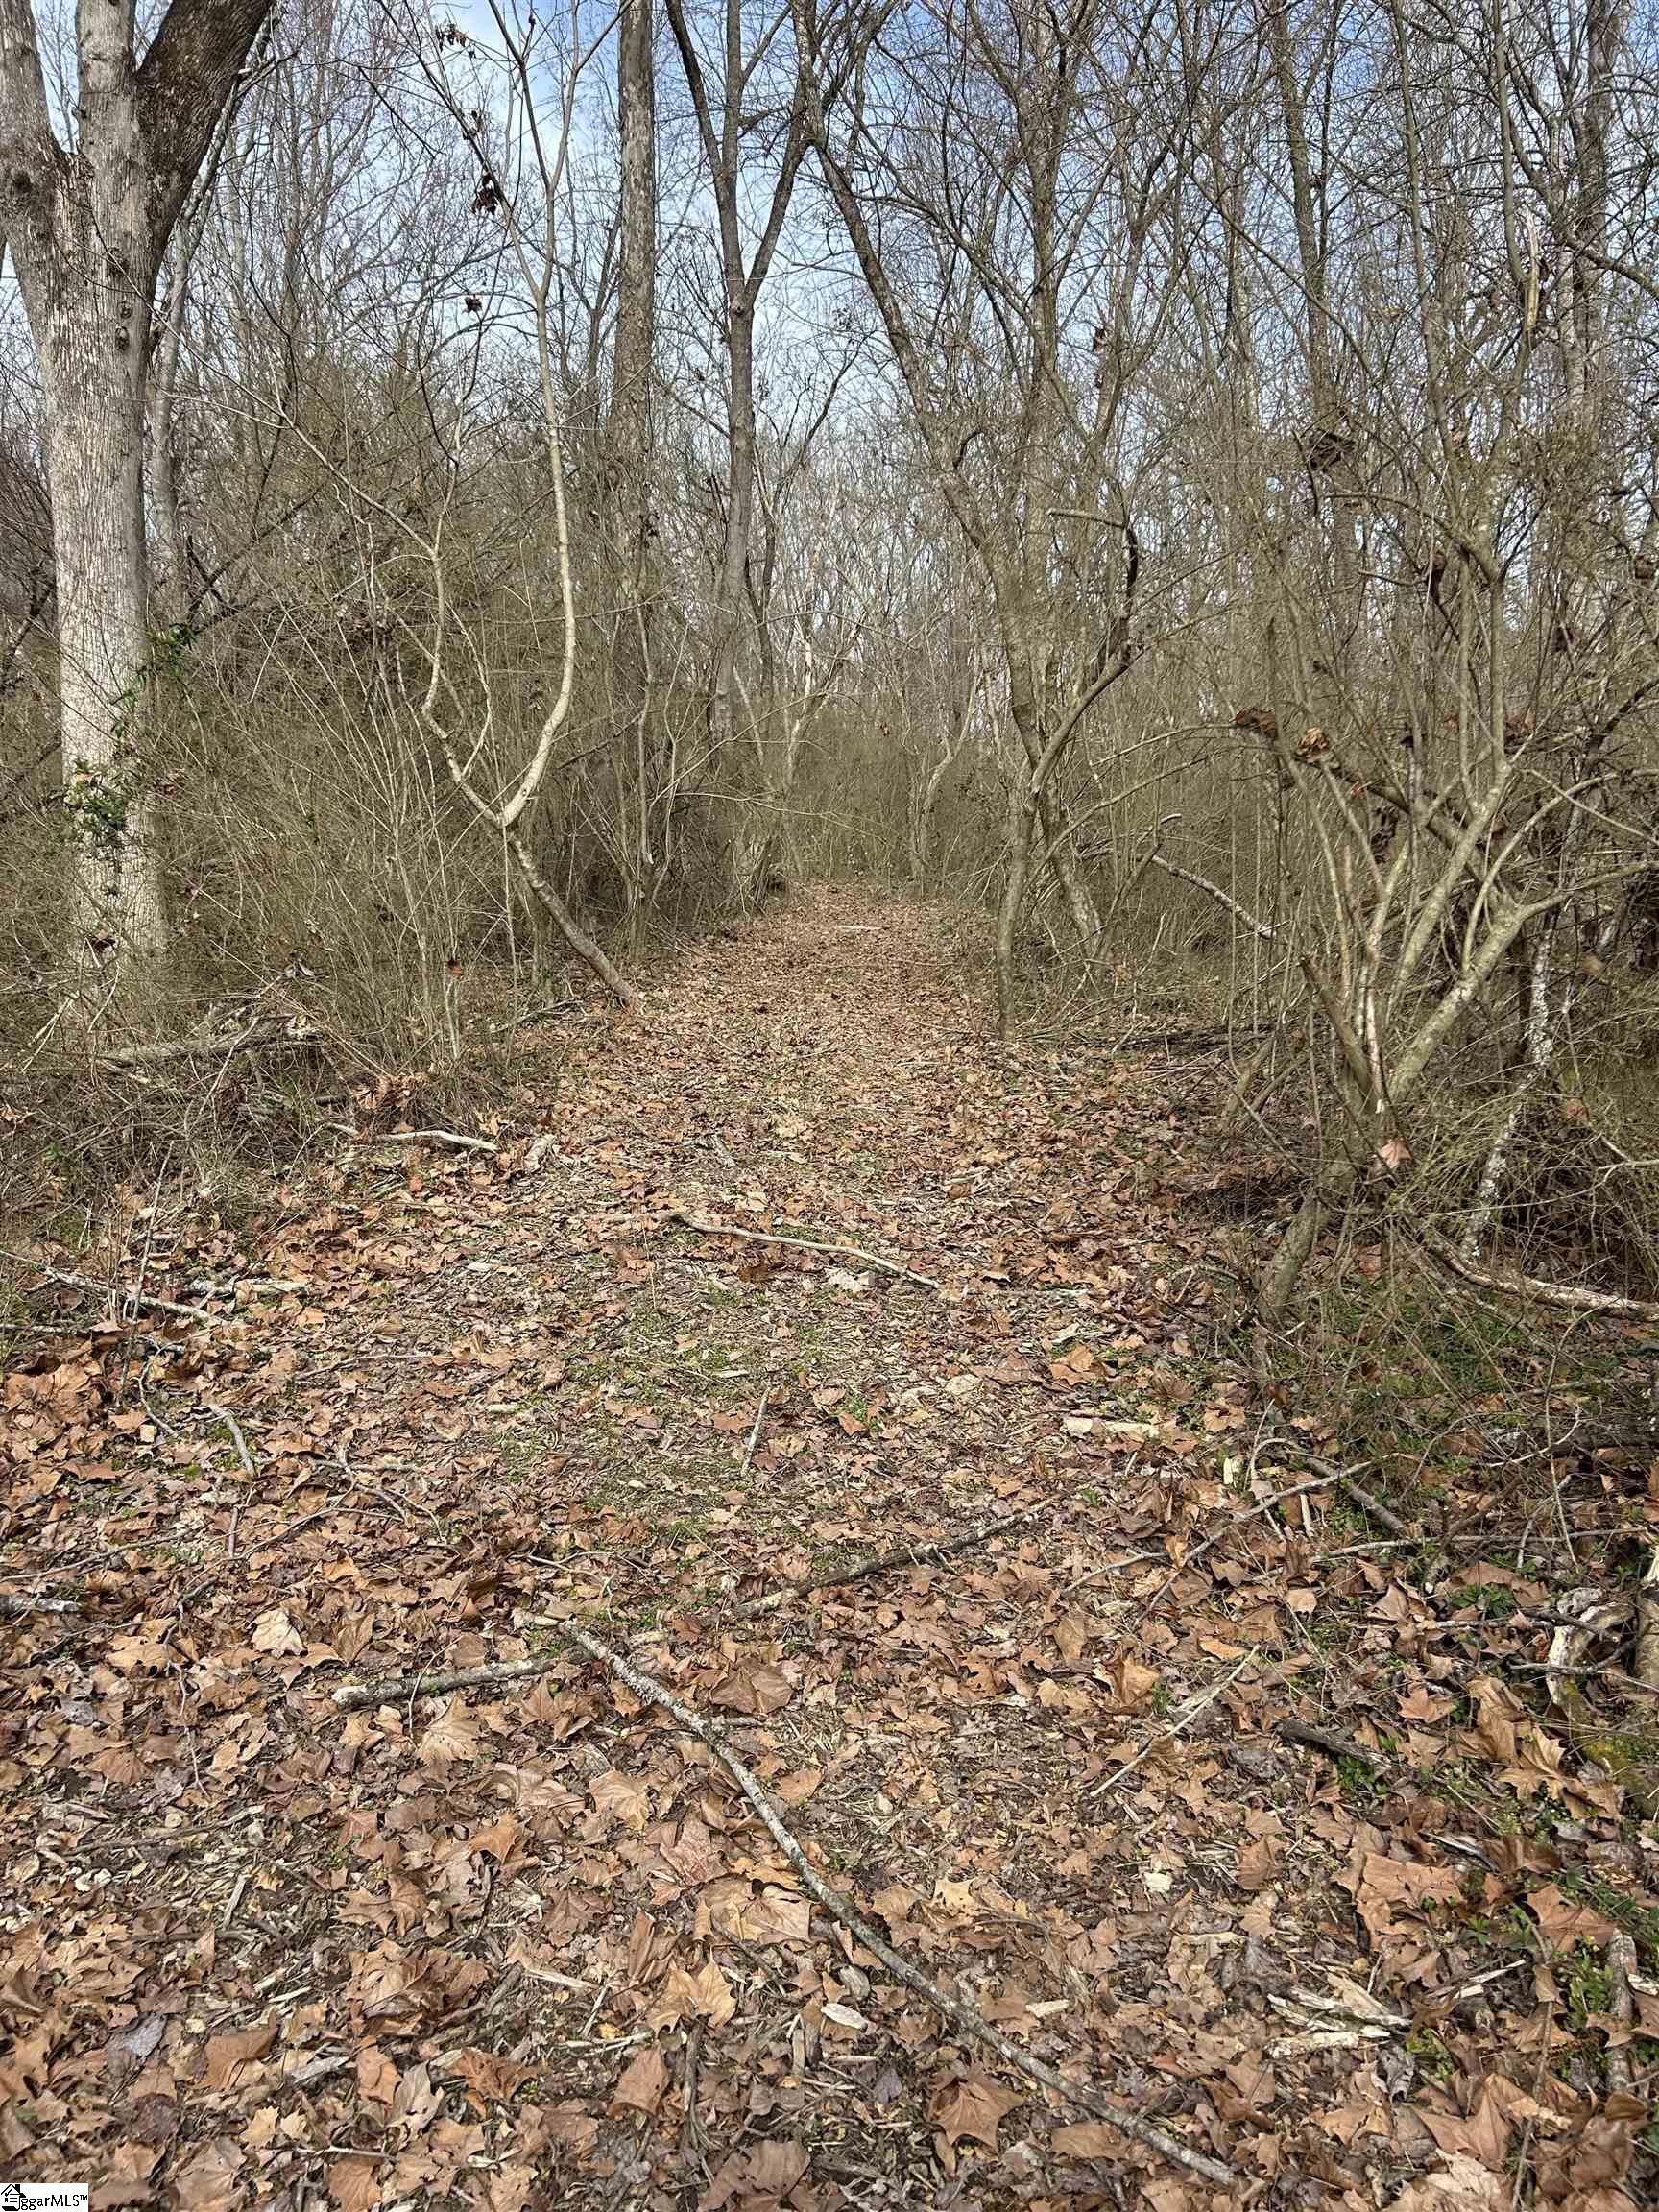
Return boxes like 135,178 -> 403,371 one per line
0,0 -> 272,1010
611,0 -> 658,943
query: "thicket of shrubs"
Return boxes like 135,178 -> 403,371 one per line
4,0 -> 1658,1320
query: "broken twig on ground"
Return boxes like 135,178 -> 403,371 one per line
1417,1228 -> 1659,1322
729,1503 -> 1042,1623
664,1207 -> 939,1289
564,1623 -> 1238,2187
2,1251 -> 211,1324
0,1593 -> 85,1619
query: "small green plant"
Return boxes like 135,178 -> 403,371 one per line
1406,2023 -> 1456,2083
1564,1944 -> 1613,2033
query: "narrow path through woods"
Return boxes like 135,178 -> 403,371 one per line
6,888 -> 1636,2211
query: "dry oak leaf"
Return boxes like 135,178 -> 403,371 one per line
1052,2121 -> 1121,2157
1111,1655 -> 1160,1709
173,2138 -> 245,2212
465,1811 -> 525,1865
1353,1852 -> 1462,1939
417,1696 -> 481,1767
251,1607 -> 304,1658
204,2016 -> 277,2089
356,2043 -> 397,2108
705,1878 -> 810,1945
1527,1881 -> 1618,1953
590,1767 -> 652,1831
1420,2084 -> 1510,2170
328,2152 -> 383,2212
541,2103 -> 600,2153
1385,2155 -> 1505,2212
394,2059 -> 444,2133
453,2046 -> 537,2108
932,2068 -> 1022,2151
703,2138 -> 810,2210
653,1958 -> 736,2032
712,1661 -> 794,1717
478,2164 -> 534,2212
613,2042 -> 669,2116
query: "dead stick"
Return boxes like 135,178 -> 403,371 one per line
730,1503 -> 1040,1623
1416,1228 -> 1659,1322
333,1650 -> 564,1709
737,1388 -> 770,1486
1604,1931 -> 1636,2098
1258,1442 -> 1413,1540
1273,1718 -> 1393,1770
334,1508 -> 1043,1708
330,1124 -> 499,1156
1,1251 -> 210,1324
665,1210 -> 939,1290
565,1623 -> 1237,2188
210,1405 -> 257,1479
0,1593 -> 85,1618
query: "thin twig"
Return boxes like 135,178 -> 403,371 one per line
1,1250 -> 211,1323
730,1503 -> 1042,1623
564,1623 -> 1238,2188
0,1593 -> 85,1618
1265,1448 -> 1413,1540
1604,1931 -> 1636,2099
1274,1718 -> 1394,1770
737,1389 -> 770,1486
98,1020 -> 324,1071
664,1208 -> 939,1289
1089,1648 -> 1260,1795
210,1405 -> 257,1479
329,1124 -> 499,1155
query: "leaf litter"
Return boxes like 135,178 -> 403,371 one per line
3,885 -> 1656,2209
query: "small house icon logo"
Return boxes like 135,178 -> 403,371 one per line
1,2187 -> 30,2212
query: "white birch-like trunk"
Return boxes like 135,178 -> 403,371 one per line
42,268 -> 166,978
3,0 -> 276,1012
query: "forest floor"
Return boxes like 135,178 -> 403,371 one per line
3,884 -> 1657,2212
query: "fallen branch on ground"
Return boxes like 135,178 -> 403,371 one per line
333,1650 -> 569,1709
564,1623 -> 1238,2187
97,1018 -> 324,1071
1261,1446 -> 1413,1541
729,1503 -> 1042,1623
1273,1718 -> 1393,1770
1,1593 -> 85,1619
334,1506 -> 1046,1706
1604,1931 -> 1637,2099
664,1207 -> 939,1289
2,1251 -> 211,1324
209,1405 -> 257,1479
1417,1228 -> 1659,1323
329,1125 -> 499,1156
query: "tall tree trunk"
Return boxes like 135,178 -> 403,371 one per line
44,286 -> 166,978
611,0 -> 658,944
2,0 -> 276,1013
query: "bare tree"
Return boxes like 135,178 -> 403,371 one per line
796,0 -> 1200,1024
610,0 -> 660,945
0,0 -> 274,1013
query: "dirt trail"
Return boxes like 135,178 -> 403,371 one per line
5,889 -> 1639,2211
